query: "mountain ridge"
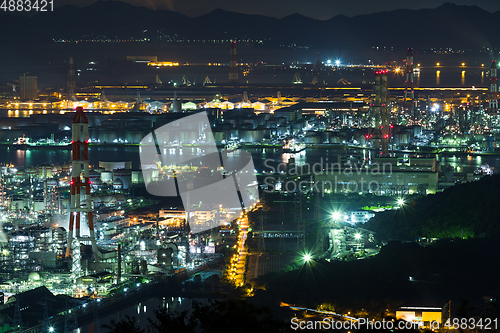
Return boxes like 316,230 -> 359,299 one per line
0,1 -> 497,48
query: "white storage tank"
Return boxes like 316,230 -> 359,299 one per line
101,171 -> 113,183
92,178 -> 103,188
102,195 -> 117,206
114,193 -> 126,204
112,178 -> 123,190
92,196 -> 102,208
53,164 -> 62,175
47,179 -> 58,187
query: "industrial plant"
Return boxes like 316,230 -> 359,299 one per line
1,2 -> 500,330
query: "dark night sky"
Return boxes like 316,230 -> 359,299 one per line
63,0 -> 500,19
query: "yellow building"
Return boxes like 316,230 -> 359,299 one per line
396,306 -> 443,326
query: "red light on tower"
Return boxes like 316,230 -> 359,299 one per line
66,106 -> 100,264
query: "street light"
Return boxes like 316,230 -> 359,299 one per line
331,211 -> 341,220
397,198 -> 405,206
302,253 -> 312,263
49,327 -> 54,332
354,233 -> 361,240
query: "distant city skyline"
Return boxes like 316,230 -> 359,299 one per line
60,0 -> 500,20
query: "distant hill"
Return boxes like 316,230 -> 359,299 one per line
0,1 -> 498,49
364,174 -> 500,240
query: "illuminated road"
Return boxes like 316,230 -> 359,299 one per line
227,212 -> 250,287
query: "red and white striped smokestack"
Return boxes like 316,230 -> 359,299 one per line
489,60 -> 498,115
66,106 -> 100,260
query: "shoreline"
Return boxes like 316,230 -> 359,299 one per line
1,142 -> 500,157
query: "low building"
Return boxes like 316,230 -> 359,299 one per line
396,306 -> 443,326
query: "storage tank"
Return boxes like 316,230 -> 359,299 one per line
305,132 -> 321,144
62,163 -> 71,173
26,167 -> 37,178
102,195 -> 117,206
15,170 -> 26,179
92,196 -> 102,208
114,193 -> 126,204
39,165 -> 53,179
329,136 -> 342,144
92,178 -> 103,188
39,166 -> 46,179
89,170 -> 100,183
101,171 -> 113,183
113,169 -> 132,189
46,179 -> 58,187
113,178 -> 123,190
53,164 -> 62,175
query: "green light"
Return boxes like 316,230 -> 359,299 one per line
303,253 -> 312,262
354,233 -> 361,240
397,198 -> 405,206
49,327 -> 54,332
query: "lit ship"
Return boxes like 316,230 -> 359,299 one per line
282,139 -> 306,153
224,141 -> 241,154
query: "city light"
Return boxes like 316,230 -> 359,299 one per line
1,4 -> 494,328
331,211 -> 342,220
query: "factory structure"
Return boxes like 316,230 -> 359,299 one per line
0,106 -> 249,309
0,43 -> 499,332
